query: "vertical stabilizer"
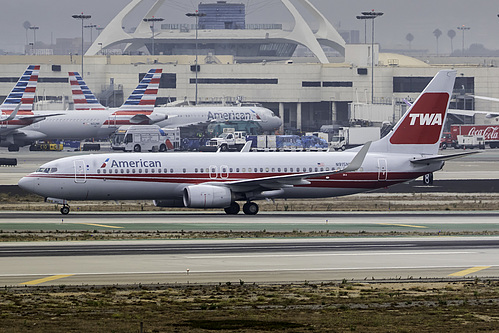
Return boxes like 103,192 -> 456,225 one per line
69,72 -> 106,111
369,70 -> 456,155
1,65 -> 40,115
113,69 -> 162,116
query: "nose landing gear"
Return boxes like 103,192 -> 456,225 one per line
60,205 -> 70,215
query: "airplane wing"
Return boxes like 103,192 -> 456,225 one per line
129,113 -> 167,124
449,109 -> 499,118
218,142 -> 371,192
410,151 -> 480,164
16,113 -> 64,122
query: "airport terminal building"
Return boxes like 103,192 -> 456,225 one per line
1,0 -> 499,133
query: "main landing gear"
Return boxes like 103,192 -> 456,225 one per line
224,201 -> 259,215
60,204 -> 70,215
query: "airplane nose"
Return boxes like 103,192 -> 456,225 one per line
18,176 -> 36,193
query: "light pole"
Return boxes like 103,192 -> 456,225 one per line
457,25 -> 470,56
29,26 -> 39,53
355,16 -> 368,43
72,13 -> 91,77
143,16 -> 164,56
358,10 -> 383,104
84,24 -> 97,44
186,11 -> 206,105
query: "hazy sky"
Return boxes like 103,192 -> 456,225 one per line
0,0 -> 497,54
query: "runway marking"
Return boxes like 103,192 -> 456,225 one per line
20,274 -> 74,285
73,223 -> 123,229
448,266 -> 491,277
378,223 -> 428,229
188,251 -> 474,259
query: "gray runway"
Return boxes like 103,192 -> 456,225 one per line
0,237 -> 498,286
0,211 -> 498,286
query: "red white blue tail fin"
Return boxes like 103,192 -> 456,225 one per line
69,72 -> 106,111
1,65 -> 39,115
113,69 -> 162,116
370,70 -> 456,155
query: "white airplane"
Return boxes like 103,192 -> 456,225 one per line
70,72 -> 282,132
0,65 -> 63,149
19,70 -> 474,215
1,69 -> 165,151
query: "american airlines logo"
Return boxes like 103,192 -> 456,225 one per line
408,113 -> 442,126
208,111 -> 254,121
100,159 -> 162,168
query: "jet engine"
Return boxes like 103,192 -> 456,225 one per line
183,185 -> 233,208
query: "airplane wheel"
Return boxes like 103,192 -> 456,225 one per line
134,144 -> 141,152
243,202 -> 259,215
8,145 -> 19,152
224,202 -> 240,215
60,206 -> 70,215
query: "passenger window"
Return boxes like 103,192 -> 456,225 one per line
139,169 -> 142,173
170,168 -> 173,173
315,168 -> 318,172
271,168 -> 275,172
229,168 -> 233,173
132,169 -> 136,173
289,168 -> 292,172
260,168 -> 263,172
326,167 -> 329,171
277,168 -> 281,172
121,169 -> 124,173
127,169 -> 130,174
151,169 -> 155,173
145,169 -> 148,173
164,168 -> 167,173
200,168 -> 204,173
97,169 -> 100,174
236,168 -> 240,172
266,168 -> 269,172
242,168 -> 246,172
183,168 -> 186,173
195,168 -> 198,173
103,169 -> 106,174
115,169 -> 119,174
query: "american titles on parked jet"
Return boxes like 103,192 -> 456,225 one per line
19,70 -> 475,215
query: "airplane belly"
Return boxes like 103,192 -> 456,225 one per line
85,179 -> 182,200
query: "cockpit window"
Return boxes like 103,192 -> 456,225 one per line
36,167 -> 57,173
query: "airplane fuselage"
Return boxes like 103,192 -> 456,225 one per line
19,151 -> 442,202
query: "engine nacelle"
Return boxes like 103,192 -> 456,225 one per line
183,185 -> 232,208
153,199 -> 185,207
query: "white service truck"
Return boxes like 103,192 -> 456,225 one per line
455,135 -> 485,149
111,125 -> 168,152
329,127 -> 380,150
205,130 -> 247,151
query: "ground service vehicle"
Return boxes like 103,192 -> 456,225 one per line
455,135 -> 485,149
329,127 -> 380,150
450,125 -> 499,148
111,125 -> 167,152
205,130 -> 247,151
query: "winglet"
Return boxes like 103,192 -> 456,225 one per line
2,103 -> 21,121
240,141 -> 252,152
342,141 -> 371,172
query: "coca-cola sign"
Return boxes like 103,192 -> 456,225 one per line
466,126 -> 499,141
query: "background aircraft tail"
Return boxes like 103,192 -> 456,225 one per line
114,69 -> 162,116
1,65 -> 40,115
69,72 -> 106,111
369,69 -> 456,155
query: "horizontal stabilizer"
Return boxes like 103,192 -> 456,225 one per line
410,151 -> 480,164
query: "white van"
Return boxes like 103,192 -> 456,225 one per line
111,125 -> 168,152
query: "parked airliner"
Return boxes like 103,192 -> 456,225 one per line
2,69 -> 164,151
19,70 -> 473,215
70,71 -> 282,132
1,65 -> 62,149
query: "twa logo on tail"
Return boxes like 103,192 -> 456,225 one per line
408,113 -> 442,126
390,92 -> 450,145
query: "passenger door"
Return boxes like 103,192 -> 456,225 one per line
74,160 -> 86,183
